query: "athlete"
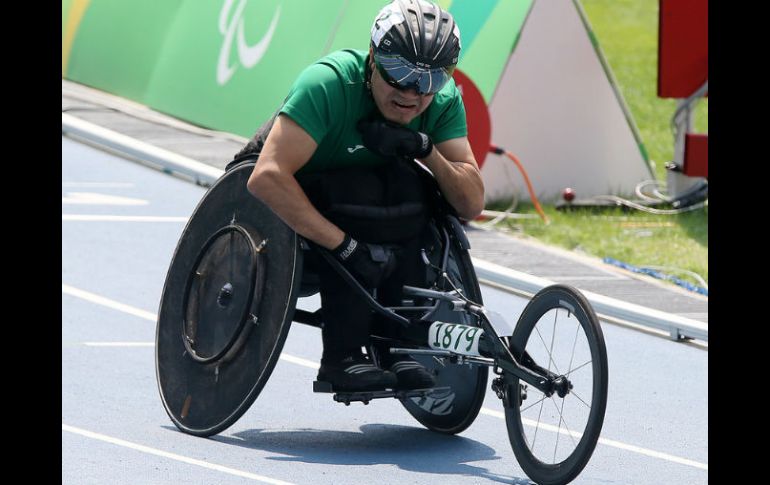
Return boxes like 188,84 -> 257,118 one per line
241,0 -> 483,391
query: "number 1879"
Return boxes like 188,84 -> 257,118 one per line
428,322 -> 484,357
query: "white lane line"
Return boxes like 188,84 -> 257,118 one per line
596,436 -> 707,470
62,182 -> 135,188
62,285 -> 156,321
546,276 -> 626,281
478,409 -> 706,470
278,353 -> 320,369
266,354 -> 706,470
66,286 -> 707,471
62,424 -> 295,485
79,342 -> 319,370
84,342 -> 154,347
62,192 -> 149,205
62,215 -> 188,222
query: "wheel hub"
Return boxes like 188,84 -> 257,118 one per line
552,376 -> 573,398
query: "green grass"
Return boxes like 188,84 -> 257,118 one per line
581,0 -> 708,179
487,203 -> 708,288
487,0 -> 708,290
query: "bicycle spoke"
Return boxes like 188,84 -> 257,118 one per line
550,396 -> 581,448
534,325 -> 562,375
553,400 -> 564,462
569,389 -> 592,409
520,392 -> 548,413
567,315 -> 581,375
548,309 -> 558,372
564,360 -> 592,377
520,383 -> 592,423
530,394 -> 546,450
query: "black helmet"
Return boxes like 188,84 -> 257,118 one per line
370,0 -> 461,95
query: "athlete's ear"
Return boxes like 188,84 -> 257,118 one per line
368,46 -> 375,70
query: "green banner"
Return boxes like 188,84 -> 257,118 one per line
145,0 -> 347,135
452,0 -> 532,101
64,0 -> 184,101
63,0 -> 533,137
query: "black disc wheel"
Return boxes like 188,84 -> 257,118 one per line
156,163 -> 302,437
504,285 -> 608,485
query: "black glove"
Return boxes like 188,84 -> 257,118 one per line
332,234 -> 396,288
357,119 -> 433,159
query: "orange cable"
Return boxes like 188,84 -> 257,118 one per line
489,145 -> 549,224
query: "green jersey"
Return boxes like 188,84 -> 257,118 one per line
279,49 -> 467,174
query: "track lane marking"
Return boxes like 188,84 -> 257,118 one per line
62,192 -> 149,205
83,342 -> 154,347
62,424 -> 295,484
64,284 -> 707,470
63,285 -> 156,321
62,215 -> 188,222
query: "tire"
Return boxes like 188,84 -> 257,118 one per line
504,285 -> 608,485
398,225 -> 488,434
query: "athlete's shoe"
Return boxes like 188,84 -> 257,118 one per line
381,353 -> 436,390
317,353 -> 397,391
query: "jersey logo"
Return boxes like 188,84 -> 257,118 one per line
347,145 -> 366,154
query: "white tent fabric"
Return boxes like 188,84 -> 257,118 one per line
482,0 -> 654,203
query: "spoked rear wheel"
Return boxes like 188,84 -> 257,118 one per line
504,285 -> 608,485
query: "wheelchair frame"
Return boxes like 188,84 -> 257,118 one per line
156,160 -> 608,485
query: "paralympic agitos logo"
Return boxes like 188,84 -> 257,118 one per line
217,0 -> 281,85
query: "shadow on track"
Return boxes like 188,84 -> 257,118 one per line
210,423 -> 533,484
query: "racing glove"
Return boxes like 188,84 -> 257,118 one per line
332,234 -> 396,289
357,119 -> 433,160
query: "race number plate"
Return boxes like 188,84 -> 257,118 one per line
428,322 -> 484,357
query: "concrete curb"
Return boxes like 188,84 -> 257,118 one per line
62,114 -> 708,342
472,258 -> 707,341
62,113 -> 223,186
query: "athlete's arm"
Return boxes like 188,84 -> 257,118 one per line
247,114 -> 346,250
419,136 -> 484,220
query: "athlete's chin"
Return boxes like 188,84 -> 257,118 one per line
382,111 -> 416,125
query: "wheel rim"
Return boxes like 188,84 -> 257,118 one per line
514,305 -> 598,464
505,287 -> 607,484
182,225 -> 262,364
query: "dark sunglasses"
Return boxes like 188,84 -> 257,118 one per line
374,53 -> 454,95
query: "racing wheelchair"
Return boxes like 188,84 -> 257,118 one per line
155,160 -> 608,485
